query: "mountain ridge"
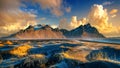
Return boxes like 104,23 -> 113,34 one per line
1,23 -> 105,39
60,23 -> 105,38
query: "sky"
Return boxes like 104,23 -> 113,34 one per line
0,0 -> 120,37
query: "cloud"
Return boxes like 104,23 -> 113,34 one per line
58,18 -> 70,30
34,0 -> 62,9
70,16 -> 87,29
51,8 -> 63,16
102,1 -> 112,6
88,4 -> 108,27
109,9 -> 118,15
66,7 -> 71,13
109,9 -> 118,18
88,4 -> 120,37
33,0 -> 71,17
0,10 -> 37,37
51,25 -> 58,28
59,4 -> 120,37
111,14 -> 116,18
0,0 -> 36,37
58,16 -> 87,30
34,0 -> 63,16
0,0 -> 21,10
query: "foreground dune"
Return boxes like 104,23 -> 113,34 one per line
0,40 -> 120,68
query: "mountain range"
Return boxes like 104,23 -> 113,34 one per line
2,23 -> 105,39
60,23 -> 104,38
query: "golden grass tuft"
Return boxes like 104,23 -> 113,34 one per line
9,44 -> 33,57
61,50 -> 89,62
89,51 -> 120,64
0,43 -> 4,47
29,54 -> 45,58
60,45 -> 65,48
5,40 -> 13,45
60,45 -> 73,50
90,51 -> 109,61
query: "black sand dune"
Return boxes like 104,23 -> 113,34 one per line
0,40 -> 120,68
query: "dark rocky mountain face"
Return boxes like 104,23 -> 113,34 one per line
60,23 -> 105,38
2,23 -> 105,39
11,25 -> 65,39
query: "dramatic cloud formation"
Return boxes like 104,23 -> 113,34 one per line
59,4 -> 120,37
59,16 -> 87,30
88,4 -> 120,37
88,4 -> 109,28
34,0 -> 71,17
34,0 -> 63,16
70,16 -> 87,29
0,0 -> 36,37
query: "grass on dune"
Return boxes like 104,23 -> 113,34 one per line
62,50 -> 120,64
0,41 -> 4,47
0,43 -> 4,47
29,54 -> 45,58
88,51 -> 120,64
21,54 -> 46,68
9,44 -> 33,57
89,51 -> 109,61
5,41 -> 13,45
61,50 -> 89,62
0,40 -> 13,47
62,52 -> 87,62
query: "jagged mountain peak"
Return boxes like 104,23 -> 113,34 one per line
41,25 -> 52,30
61,23 -> 105,38
84,23 -> 91,27
84,23 -> 98,33
24,24 -> 52,31
25,25 -> 34,30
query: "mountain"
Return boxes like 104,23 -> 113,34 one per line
60,23 -> 105,38
9,25 -> 65,39
1,23 -> 105,39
